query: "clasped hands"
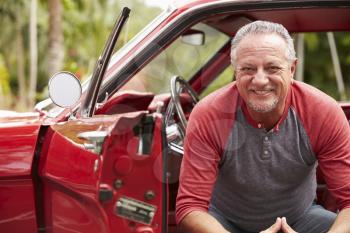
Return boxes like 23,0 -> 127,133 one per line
260,217 -> 297,233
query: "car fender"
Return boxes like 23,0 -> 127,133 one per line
0,111 -> 42,178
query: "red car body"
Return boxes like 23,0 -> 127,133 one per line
1,1 -> 350,233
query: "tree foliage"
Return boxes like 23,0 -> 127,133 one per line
304,32 -> 350,100
0,0 -> 161,110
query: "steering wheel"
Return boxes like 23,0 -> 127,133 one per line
167,76 -> 199,139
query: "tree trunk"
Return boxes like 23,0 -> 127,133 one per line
15,9 -> 27,110
28,0 -> 38,108
48,0 -> 64,77
327,32 -> 347,101
295,33 -> 304,82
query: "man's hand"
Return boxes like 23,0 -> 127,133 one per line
281,217 -> 297,233
260,217 -> 297,233
260,217 -> 282,233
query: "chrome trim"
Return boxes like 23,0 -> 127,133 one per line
169,142 -> 184,156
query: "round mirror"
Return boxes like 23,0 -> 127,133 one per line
48,71 -> 82,108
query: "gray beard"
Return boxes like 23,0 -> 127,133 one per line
247,97 -> 279,113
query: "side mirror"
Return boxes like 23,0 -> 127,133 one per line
48,71 -> 82,108
181,29 -> 205,46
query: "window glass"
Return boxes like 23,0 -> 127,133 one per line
199,66 -> 233,99
121,23 -> 229,94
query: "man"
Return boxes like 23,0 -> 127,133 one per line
176,21 -> 350,233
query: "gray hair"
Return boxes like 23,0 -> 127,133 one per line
230,20 -> 296,66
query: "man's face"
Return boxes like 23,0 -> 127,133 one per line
234,33 -> 296,114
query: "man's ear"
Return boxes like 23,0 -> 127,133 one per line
232,65 -> 237,80
290,59 -> 298,77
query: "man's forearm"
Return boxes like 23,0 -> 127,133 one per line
178,210 -> 230,233
328,208 -> 350,233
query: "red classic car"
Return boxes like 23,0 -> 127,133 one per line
1,0 -> 350,233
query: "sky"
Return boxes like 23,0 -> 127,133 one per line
144,0 -> 173,9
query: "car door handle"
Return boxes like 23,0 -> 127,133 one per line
77,131 -> 108,154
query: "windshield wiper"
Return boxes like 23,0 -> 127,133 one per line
80,7 -> 130,118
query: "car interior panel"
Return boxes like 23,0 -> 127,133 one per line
95,91 -> 155,115
97,114 -> 166,233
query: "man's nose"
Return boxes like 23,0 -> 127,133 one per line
251,68 -> 269,86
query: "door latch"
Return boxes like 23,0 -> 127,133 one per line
77,130 -> 108,154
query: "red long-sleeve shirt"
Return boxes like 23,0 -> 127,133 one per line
176,81 -> 350,231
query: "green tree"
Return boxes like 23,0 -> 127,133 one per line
304,32 -> 350,100
0,0 -> 27,109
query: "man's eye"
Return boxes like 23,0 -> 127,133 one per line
240,67 -> 255,72
266,66 -> 281,73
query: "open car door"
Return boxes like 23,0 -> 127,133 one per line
39,111 -> 167,233
37,7 -> 167,233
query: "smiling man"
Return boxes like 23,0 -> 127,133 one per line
176,21 -> 350,233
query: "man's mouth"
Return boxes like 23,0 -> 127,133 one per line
250,89 -> 274,96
